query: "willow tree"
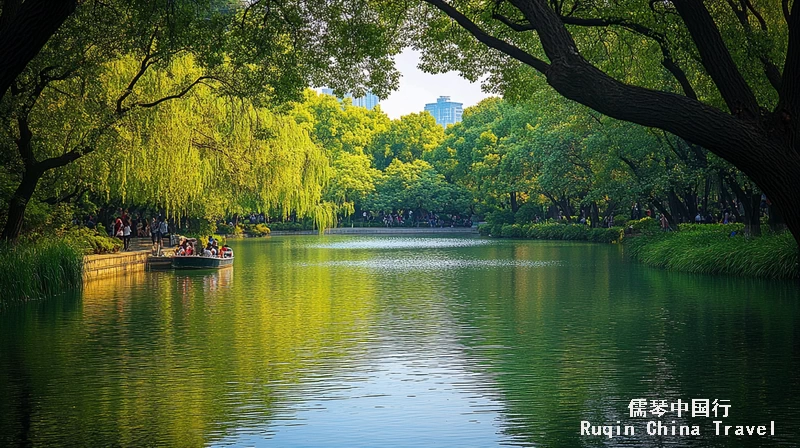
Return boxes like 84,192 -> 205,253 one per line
93,56 -> 332,227
410,0 -> 800,245
0,0 -> 402,240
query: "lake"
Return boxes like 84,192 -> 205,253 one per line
1,235 -> 798,447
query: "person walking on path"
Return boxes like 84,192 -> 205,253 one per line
122,218 -> 131,251
114,215 -> 124,240
150,217 -> 158,247
660,214 -> 670,231
158,217 -> 168,249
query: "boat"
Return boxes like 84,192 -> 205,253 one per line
172,255 -> 234,269
147,256 -> 174,270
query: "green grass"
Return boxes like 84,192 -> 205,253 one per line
0,239 -> 84,308
625,227 -> 799,279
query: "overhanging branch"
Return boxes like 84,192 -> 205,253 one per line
423,0 -> 549,73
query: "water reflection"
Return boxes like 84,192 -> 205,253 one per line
0,236 -> 798,447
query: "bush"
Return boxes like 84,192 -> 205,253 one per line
0,239 -> 83,307
627,217 -> 659,233
588,227 -> 624,243
486,209 -> 515,227
625,228 -> 798,278
613,214 -> 628,227
500,223 -> 524,238
251,223 -> 271,236
514,203 -> 542,224
478,223 -> 492,236
484,222 -> 624,243
61,227 -> 122,255
217,223 -> 244,235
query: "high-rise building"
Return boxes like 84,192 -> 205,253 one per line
424,96 -> 463,127
321,88 -> 379,110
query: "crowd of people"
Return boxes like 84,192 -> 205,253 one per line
105,210 -> 170,251
359,211 -> 472,228
175,236 -> 233,258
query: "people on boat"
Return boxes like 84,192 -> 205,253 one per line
221,245 -> 233,258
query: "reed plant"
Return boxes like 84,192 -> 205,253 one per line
625,227 -> 798,279
0,239 -> 83,307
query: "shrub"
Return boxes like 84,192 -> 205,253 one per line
478,223 -> 492,236
613,214 -> 628,227
217,223 -> 244,235
627,217 -> 659,233
251,223 -> 271,236
588,227 -> 624,243
514,203 -> 541,224
267,222 -> 304,231
486,209 -> 515,227
61,227 -> 122,254
487,222 -> 624,244
501,223 -> 524,238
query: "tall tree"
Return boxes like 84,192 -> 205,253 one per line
0,0 -> 403,240
414,0 -> 800,244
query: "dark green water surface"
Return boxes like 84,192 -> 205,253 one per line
1,236 -> 798,447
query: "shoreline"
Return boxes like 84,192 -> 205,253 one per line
242,227 -> 479,236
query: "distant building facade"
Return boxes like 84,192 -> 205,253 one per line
321,88 -> 379,110
424,96 -> 463,127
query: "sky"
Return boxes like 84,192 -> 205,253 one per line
371,49 -> 493,119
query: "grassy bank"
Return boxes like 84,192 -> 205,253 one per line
625,225 -> 799,279
478,222 -> 624,243
0,239 -> 84,308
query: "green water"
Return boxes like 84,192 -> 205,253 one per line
1,236 -> 798,447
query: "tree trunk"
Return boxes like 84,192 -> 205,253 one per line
682,189 -> 698,220
1,169 -> 43,241
769,202 -> 786,233
510,191 -> 519,213
747,193 -> 762,237
590,202 -> 599,228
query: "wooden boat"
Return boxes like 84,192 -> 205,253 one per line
147,256 -> 174,270
172,255 -> 234,269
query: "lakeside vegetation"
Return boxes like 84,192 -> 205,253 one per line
478,217 -> 798,278
0,240 -> 83,308
627,226 -> 799,279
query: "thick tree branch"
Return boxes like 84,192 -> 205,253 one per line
559,15 -> 697,99
670,0 -> 759,117
42,185 -> 87,205
131,76 -> 214,109
422,0 -> 549,73
15,115 -> 35,168
492,13 -> 535,32
724,0 -> 783,91
462,0 -> 788,179
37,145 -> 93,173
116,28 -> 161,114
